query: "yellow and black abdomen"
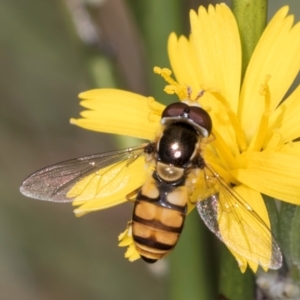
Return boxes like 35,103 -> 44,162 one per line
132,177 -> 188,263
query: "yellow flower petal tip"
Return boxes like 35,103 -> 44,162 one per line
70,89 -> 165,141
236,259 -> 247,274
118,225 -> 140,262
73,208 -> 94,217
69,118 -> 77,125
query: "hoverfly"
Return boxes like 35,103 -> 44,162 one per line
20,101 -> 282,268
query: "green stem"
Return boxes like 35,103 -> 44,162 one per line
169,210 -> 216,300
279,202 -> 300,281
219,246 -> 254,300
232,0 -> 268,79
141,0 -> 182,103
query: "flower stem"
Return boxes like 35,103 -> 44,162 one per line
232,0 -> 268,79
139,0 -> 182,103
169,210 -> 217,300
219,245 -> 254,300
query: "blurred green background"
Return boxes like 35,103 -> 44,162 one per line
1,0 -> 299,299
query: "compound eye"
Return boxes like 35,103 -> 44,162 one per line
161,102 -> 212,137
189,106 -> 212,136
162,102 -> 189,118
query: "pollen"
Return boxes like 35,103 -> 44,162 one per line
147,96 -> 164,123
154,66 -> 188,101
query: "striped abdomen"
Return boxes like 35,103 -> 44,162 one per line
132,177 -> 188,263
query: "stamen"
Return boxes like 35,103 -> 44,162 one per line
211,91 -> 248,152
248,77 -> 271,152
263,129 -> 283,150
154,66 -> 177,86
154,66 -> 188,100
212,130 -> 239,169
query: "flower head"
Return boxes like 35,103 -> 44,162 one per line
70,4 -> 300,272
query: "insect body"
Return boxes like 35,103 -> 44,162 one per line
20,101 -> 282,269
131,105 -> 211,262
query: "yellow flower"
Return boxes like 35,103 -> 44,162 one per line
70,4 -> 300,272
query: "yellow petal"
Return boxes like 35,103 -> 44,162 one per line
227,248 -> 254,273
73,156 -> 146,216
70,89 -> 164,141
280,141 -> 300,156
265,84 -> 300,147
204,146 -> 239,185
234,185 -> 270,229
168,33 -> 203,98
239,6 -> 300,142
189,4 -> 241,112
232,150 -> 300,204
118,225 -> 141,261
125,244 -> 141,262
118,228 -> 130,245
218,185 -> 274,271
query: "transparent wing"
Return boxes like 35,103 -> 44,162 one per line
20,144 -> 147,202
196,164 -> 282,270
